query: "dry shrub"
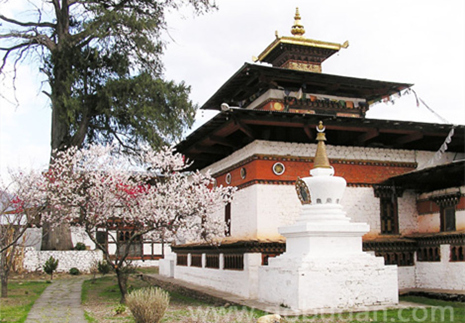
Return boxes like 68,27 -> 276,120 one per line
126,287 -> 170,323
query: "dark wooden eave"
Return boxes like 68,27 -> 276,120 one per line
177,109 -> 464,171
382,160 -> 465,193
201,63 -> 412,111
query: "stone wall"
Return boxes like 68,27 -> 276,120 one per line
23,248 -> 103,273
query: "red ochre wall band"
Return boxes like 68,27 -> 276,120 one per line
213,155 -> 417,189
417,197 -> 465,215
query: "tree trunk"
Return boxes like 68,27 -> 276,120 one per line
116,269 -> 129,304
41,39 -> 75,251
0,252 -> 9,298
41,222 -> 73,251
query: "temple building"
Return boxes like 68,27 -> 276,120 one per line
160,8 -> 465,299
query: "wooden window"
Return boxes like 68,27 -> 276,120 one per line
440,206 -> 456,232
190,254 -> 202,267
223,254 -> 244,270
96,230 -> 107,247
117,230 -> 142,257
380,197 -> 399,235
450,245 -> 465,262
206,254 -> 220,269
432,193 -> 460,233
225,203 -> 231,237
177,254 -> 188,266
375,251 -> 414,266
417,246 -> 440,262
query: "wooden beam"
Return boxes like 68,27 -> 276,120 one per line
235,119 -> 256,140
180,119 -> 239,154
208,135 -> 239,149
356,129 -> 379,144
192,145 -> 231,155
395,132 -> 424,145
303,124 -> 314,141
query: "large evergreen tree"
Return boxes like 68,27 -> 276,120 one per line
0,0 -> 216,249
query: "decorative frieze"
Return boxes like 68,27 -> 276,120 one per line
373,185 -> 404,198
431,193 -> 462,208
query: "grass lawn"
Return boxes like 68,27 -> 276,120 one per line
0,280 -> 49,323
81,272 -> 265,323
82,270 -> 465,323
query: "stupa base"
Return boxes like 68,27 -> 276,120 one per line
258,252 -> 398,312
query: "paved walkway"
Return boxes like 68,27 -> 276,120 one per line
25,277 -> 87,323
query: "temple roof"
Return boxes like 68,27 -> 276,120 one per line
254,7 -> 349,72
382,160 -> 465,193
177,109 -> 464,171
201,63 -> 412,111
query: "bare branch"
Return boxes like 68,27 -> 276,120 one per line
0,41 -> 35,72
0,31 -> 56,51
0,14 -> 55,29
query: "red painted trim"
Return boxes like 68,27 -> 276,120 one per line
214,155 -> 416,188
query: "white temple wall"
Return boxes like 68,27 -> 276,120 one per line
341,187 -> 380,236
415,245 -> 465,290
417,214 -> 441,233
173,253 -> 262,298
231,184 -> 422,240
230,186 -> 259,239
255,184 -> 300,240
398,191 -> 419,235
397,266 -> 416,290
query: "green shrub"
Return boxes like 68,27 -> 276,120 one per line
43,256 -> 59,280
69,267 -> 80,275
114,304 -> 126,315
97,260 -> 112,276
74,242 -> 87,250
126,287 -> 170,323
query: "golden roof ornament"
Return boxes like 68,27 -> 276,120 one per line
291,7 -> 305,37
313,121 -> 332,169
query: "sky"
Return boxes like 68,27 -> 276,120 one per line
1,0 -> 464,181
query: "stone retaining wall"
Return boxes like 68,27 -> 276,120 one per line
23,248 -> 103,273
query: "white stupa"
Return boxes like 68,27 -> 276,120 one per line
258,121 -> 398,312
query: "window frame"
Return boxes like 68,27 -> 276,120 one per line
379,196 -> 399,235
440,205 -> 456,232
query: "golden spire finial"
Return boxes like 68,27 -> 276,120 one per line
291,7 -> 305,37
313,121 -> 332,169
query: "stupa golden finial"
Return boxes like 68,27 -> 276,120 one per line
313,121 -> 332,169
291,7 -> 305,37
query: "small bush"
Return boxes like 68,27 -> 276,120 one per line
43,256 -> 59,280
126,287 -> 170,323
114,304 -> 126,315
74,242 -> 87,250
69,267 -> 80,275
97,260 -> 112,276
